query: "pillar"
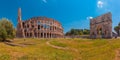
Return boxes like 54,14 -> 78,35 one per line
43,32 -> 44,38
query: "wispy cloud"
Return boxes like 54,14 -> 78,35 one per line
96,0 -> 111,15
97,1 -> 104,8
87,16 -> 93,20
42,0 -> 47,3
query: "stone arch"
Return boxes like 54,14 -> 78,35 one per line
41,33 -> 43,38
30,32 -> 32,37
90,12 -> 112,39
97,26 -> 102,35
97,25 -> 103,38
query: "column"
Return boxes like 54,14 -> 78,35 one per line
46,33 -> 47,38
43,32 -> 44,38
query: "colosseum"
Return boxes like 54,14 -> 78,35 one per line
16,8 -> 64,38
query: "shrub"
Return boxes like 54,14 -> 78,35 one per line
0,18 -> 15,41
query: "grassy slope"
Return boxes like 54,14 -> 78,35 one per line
0,38 -> 120,60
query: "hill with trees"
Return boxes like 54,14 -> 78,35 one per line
114,22 -> 120,36
65,29 -> 90,36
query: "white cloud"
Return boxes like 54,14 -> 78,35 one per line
87,16 -> 93,20
42,0 -> 47,3
97,1 -> 104,8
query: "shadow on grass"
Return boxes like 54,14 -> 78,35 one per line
0,39 -> 24,47
0,39 -> 12,42
3,39 -> 35,47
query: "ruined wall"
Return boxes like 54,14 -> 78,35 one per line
22,17 -> 64,38
90,12 -> 112,38
16,8 -> 64,38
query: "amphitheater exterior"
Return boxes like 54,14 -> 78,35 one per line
16,8 -> 64,38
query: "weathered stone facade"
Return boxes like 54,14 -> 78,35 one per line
90,12 -> 112,38
16,8 -> 64,38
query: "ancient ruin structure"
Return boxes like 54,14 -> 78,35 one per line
90,12 -> 112,38
16,8 -> 64,38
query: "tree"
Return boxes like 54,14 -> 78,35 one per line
0,25 -> 7,41
118,22 -> 120,26
65,29 -> 90,36
83,29 -> 90,35
114,22 -> 120,36
114,26 -> 119,36
0,18 -> 15,41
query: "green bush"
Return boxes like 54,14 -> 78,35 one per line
0,26 -> 7,41
0,18 -> 15,41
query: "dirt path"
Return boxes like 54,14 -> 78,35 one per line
46,41 -> 69,50
115,49 -> 120,60
46,40 -> 78,52
46,40 -> 82,60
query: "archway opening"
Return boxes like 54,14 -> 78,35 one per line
97,27 -> 102,38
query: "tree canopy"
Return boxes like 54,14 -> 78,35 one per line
0,18 -> 15,41
65,29 -> 90,36
114,22 -> 120,36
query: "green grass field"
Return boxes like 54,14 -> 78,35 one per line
0,38 -> 120,60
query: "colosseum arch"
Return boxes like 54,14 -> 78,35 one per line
16,8 -> 64,38
90,12 -> 112,39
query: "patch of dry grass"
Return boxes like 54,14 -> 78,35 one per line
0,38 -> 120,60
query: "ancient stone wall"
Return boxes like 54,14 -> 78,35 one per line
16,8 -> 64,38
90,12 -> 112,38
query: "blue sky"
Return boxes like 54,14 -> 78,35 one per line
0,0 -> 119,33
